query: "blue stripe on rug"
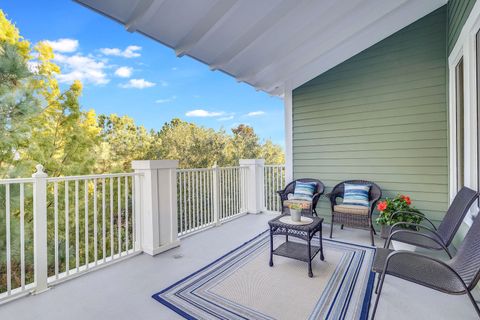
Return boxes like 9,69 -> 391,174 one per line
152,231 -> 375,320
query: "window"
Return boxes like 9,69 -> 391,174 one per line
456,58 -> 464,190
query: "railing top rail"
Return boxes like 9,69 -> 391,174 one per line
264,164 -> 286,168
177,167 -> 213,172
0,177 -> 35,184
46,172 -> 144,182
218,166 -> 244,170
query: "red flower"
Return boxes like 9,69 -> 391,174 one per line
401,195 -> 412,205
377,201 -> 387,211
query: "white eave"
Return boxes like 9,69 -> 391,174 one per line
74,0 -> 447,96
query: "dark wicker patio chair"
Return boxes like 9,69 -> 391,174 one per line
371,212 -> 480,319
328,180 -> 381,246
384,186 -> 478,258
276,178 -> 324,216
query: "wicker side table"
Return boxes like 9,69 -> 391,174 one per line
268,214 -> 325,277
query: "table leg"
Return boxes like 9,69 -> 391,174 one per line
319,227 -> 325,261
286,234 -> 288,242
269,227 -> 274,267
308,236 -> 313,277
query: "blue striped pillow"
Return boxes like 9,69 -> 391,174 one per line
292,181 -> 317,201
343,183 -> 371,207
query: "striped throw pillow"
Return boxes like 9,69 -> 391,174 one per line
292,181 -> 317,201
342,183 -> 371,207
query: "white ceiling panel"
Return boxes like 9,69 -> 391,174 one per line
74,0 -> 447,96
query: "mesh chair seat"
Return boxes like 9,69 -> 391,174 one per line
388,228 -> 444,250
374,249 -> 466,294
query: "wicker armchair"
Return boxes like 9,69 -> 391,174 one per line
371,211 -> 480,319
327,180 -> 381,246
276,178 -> 325,216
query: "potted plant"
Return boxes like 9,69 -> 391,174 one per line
287,202 -> 308,222
376,195 -> 424,250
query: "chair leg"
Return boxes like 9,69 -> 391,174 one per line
374,274 -> 381,294
340,224 -> 344,230
329,215 -> 334,238
466,290 -> 480,318
370,228 -> 375,246
371,272 -> 387,319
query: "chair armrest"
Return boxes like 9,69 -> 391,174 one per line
390,210 -> 436,230
326,190 -> 342,205
384,227 -> 451,258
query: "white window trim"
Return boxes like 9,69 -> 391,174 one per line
448,0 -> 480,226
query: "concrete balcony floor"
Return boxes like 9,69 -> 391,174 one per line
0,212 -> 477,320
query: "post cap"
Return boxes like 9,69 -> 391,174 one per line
132,160 -> 179,170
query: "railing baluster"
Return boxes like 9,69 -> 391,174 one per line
6,184 -> 11,294
20,183 -> 25,288
110,178 -> 114,259
125,176 -> 129,252
183,172 -> 187,234
102,179 -> 106,262
93,179 -> 98,266
65,181 -> 69,275
117,177 -> 121,256
75,180 -> 79,272
54,182 -> 59,278
85,180 -> 89,269
178,172 -> 183,235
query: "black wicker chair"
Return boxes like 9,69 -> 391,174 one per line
371,212 -> 480,319
328,180 -> 382,246
385,186 -> 478,258
276,178 -> 325,216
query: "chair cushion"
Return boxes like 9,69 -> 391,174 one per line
283,199 -> 312,210
292,181 -> 317,201
334,204 -> 369,215
342,183 -> 370,207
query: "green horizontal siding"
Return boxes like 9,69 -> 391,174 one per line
448,0 -> 477,53
292,7 -> 448,225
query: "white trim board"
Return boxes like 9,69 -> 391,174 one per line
448,0 -> 480,226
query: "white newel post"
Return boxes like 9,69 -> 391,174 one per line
132,160 -> 180,256
32,164 -> 49,293
239,159 -> 265,214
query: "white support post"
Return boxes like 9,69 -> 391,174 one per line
212,164 -> 220,226
32,164 -> 49,294
239,159 -> 265,214
284,88 -> 293,184
132,160 -> 180,256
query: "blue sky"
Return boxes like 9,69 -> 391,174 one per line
1,1 -> 284,146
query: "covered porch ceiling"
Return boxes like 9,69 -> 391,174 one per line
74,0 -> 446,96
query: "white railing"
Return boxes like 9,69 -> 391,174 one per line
0,177 -> 35,301
177,166 -> 248,237
0,166 -> 143,303
264,165 -> 286,212
1,159 -> 283,304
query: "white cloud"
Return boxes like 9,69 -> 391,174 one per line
246,111 -> 266,117
155,96 -> 177,104
159,80 -> 169,87
45,38 -> 79,53
55,53 -> 109,85
217,115 -> 234,121
119,78 -> 156,89
186,109 -> 224,117
114,66 -> 133,78
100,45 -> 142,58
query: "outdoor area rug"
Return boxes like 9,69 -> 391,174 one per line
152,231 -> 375,320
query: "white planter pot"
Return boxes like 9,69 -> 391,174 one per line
289,209 -> 301,222
392,240 -> 416,251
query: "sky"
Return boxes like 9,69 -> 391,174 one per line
1,0 -> 285,147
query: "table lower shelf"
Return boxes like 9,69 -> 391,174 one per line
272,241 -> 321,262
